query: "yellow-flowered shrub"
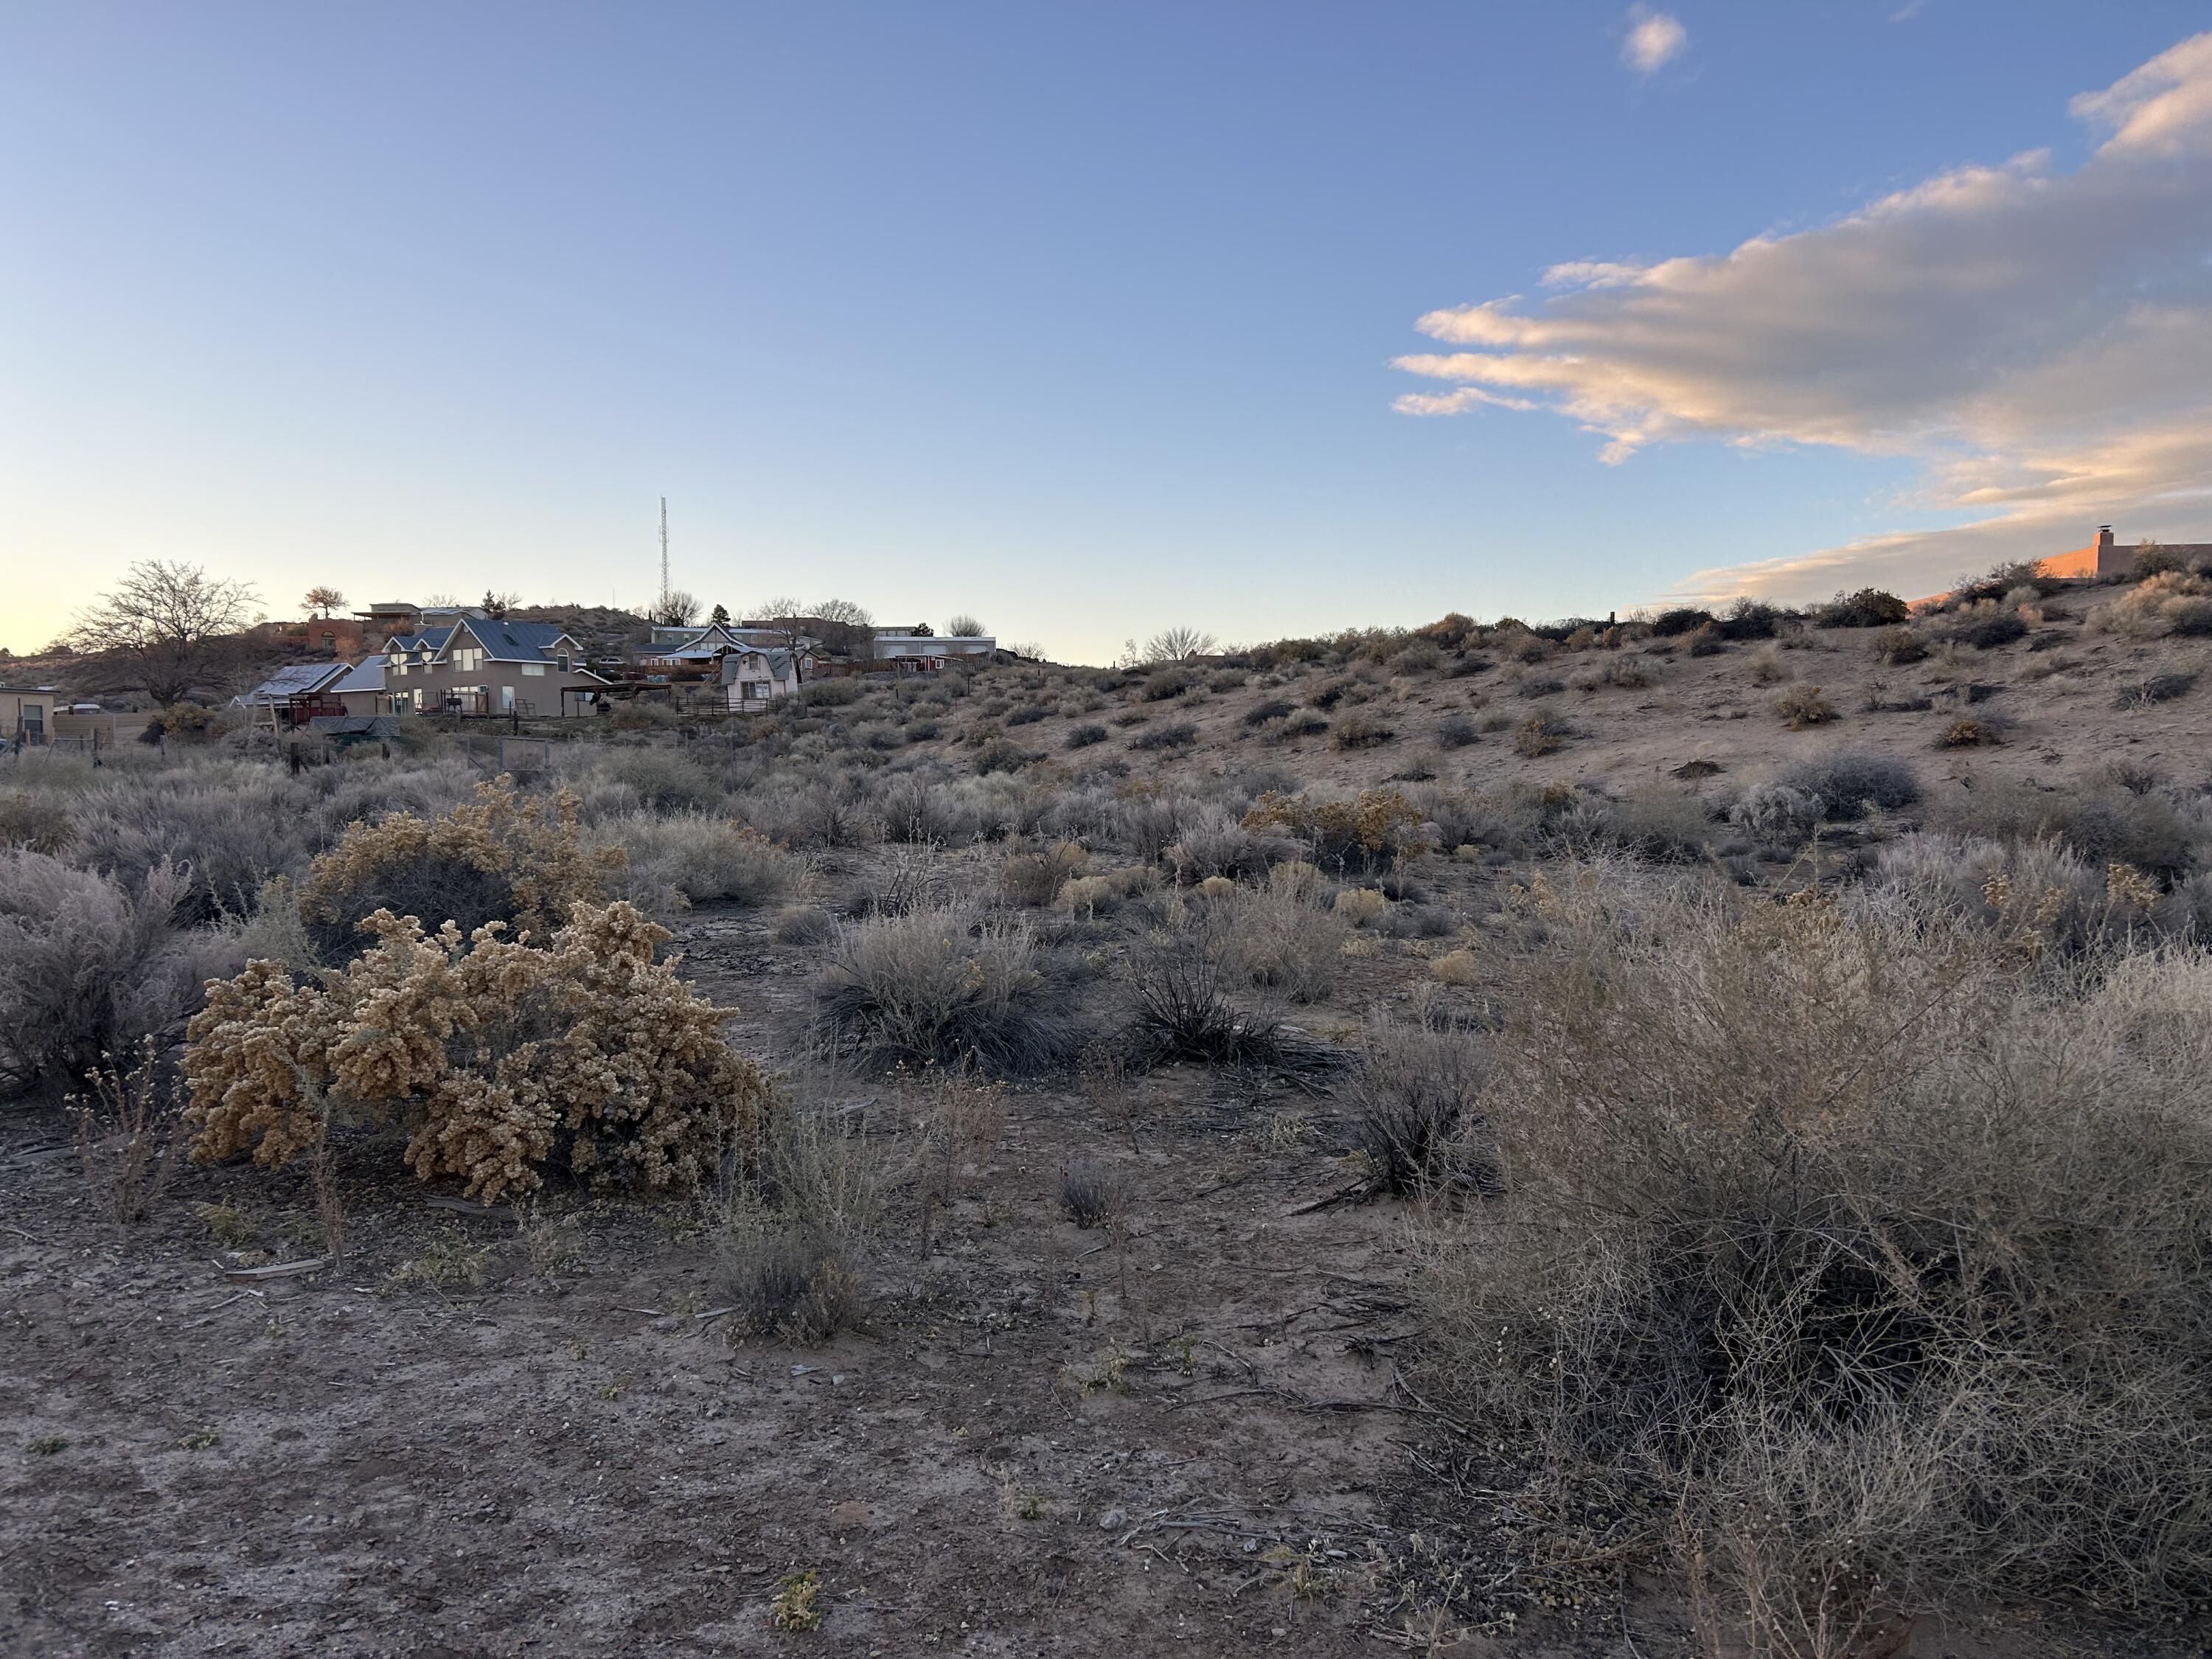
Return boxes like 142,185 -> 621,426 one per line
1240,787 -> 1430,875
297,778 -> 624,961
184,900 -> 768,1203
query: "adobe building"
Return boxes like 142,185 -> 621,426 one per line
2038,526 -> 2212,581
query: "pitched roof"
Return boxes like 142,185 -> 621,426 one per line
385,626 -> 456,655
449,617 -> 577,663
721,647 -> 799,683
235,662 -> 349,703
329,659 -> 385,695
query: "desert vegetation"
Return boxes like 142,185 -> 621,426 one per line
7,560 -> 2212,1654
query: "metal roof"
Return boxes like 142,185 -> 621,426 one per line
328,659 -> 386,694
448,617 -> 577,663
235,662 -> 350,703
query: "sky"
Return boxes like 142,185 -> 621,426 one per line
4,3 -> 2210,664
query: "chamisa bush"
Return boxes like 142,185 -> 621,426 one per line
184,901 -> 769,1203
296,778 -> 623,963
1241,787 -> 1430,876
1412,870 -> 2212,1645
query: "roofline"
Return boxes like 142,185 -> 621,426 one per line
433,616 -> 583,665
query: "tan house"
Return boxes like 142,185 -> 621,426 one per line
2037,526 -> 2212,582
1,686 -> 58,743
378,616 -> 607,717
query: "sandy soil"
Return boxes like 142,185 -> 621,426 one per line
8,598 -> 2211,1657
1,894 -> 1538,1658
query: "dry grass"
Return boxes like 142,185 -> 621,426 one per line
1413,869 -> 2212,1648
1346,1018 -> 1492,1195
813,908 -> 1080,1076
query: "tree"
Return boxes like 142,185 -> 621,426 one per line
812,597 -> 874,629
944,613 -> 985,638
66,560 -> 262,705
745,601 -> 810,669
649,590 -> 700,627
303,585 -> 346,617
709,602 -> 731,626
1141,626 -> 1217,663
481,589 -> 522,620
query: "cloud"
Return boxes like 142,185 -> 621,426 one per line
1622,8 -> 1688,77
1395,31 -> 2212,601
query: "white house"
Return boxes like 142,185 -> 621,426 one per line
721,647 -> 810,712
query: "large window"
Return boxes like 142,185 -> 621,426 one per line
521,663 -> 545,677
451,646 -> 484,672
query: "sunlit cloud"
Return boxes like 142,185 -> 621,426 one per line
1622,7 -> 1688,77
1397,30 -> 2212,601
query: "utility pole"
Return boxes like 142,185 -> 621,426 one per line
658,497 -> 670,618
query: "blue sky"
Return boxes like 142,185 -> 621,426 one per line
4,2 -> 2210,662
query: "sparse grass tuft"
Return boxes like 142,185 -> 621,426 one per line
1058,1158 -> 1132,1228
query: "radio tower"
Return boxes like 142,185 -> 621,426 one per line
658,497 -> 670,617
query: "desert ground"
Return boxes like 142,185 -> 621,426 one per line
7,574 -> 2212,1658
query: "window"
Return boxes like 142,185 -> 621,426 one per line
556,653 -> 571,672
451,647 -> 484,672
521,663 -> 545,677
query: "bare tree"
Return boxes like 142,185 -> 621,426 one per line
481,589 -> 524,620
745,601 -> 813,678
649,589 -> 700,627
812,597 -> 874,628
943,613 -> 985,638
66,560 -> 262,706
1141,626 -> 1218,663
303,585 -> 346,617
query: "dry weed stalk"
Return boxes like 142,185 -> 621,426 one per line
68,1037 -> 184,1223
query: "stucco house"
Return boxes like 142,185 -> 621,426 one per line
2037,526 -> 2212,582
378,616 -> 608,716
1,686 -> 58,743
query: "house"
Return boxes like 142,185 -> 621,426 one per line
259,614 -> 371,658
721,647 -> 811,711
0,686 -> 58,743
2037,526 -> 2212,582
327,657 -> 392,717
872,625 -> 995,664
378,615 -> 608,717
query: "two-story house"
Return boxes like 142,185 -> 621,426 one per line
378,616 -> 608,716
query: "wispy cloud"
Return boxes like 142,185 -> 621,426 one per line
1395,31 -> 2212,601
1622,7 -> 1688,77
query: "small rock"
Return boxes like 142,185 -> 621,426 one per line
1099,1508 -> 1127,1530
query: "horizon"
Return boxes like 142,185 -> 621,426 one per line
6,3 -> 2211,663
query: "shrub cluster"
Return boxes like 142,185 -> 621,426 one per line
184,901 -> 768,1203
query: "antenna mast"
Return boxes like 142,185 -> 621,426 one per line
658,497 -> 670,616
